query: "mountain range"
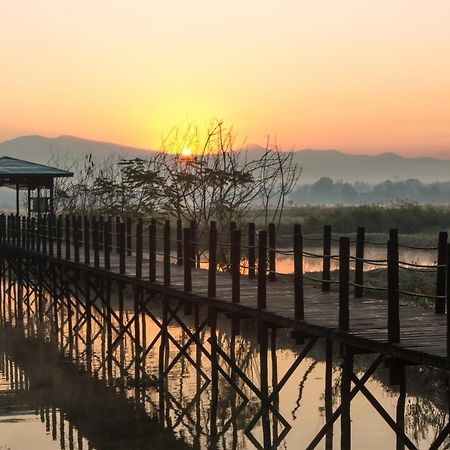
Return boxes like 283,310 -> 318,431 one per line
1,135 -> 450,184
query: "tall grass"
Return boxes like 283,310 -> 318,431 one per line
269,203 -> 450,234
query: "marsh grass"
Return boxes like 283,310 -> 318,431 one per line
261,203 -> 450,235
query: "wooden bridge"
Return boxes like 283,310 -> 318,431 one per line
1,214 -> 450,449
0,214 -> 449,368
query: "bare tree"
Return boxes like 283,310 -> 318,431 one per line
50,121 -> 300,233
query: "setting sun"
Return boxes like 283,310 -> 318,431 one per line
180,148 -> 193,160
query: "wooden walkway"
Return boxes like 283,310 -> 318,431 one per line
1,215 -> 449,370
16,246 -> 447,370
130,255 -> 449,368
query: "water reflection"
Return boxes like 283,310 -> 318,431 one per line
0,282 -> 449,449
191,244 -> 438,275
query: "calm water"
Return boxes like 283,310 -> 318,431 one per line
0,285 -> 448,449
191,243 -> 438,274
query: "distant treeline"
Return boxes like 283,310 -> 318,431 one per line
292,177 -> 450,205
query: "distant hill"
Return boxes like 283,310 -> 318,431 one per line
290,149 -> 450,184
1,135 -> 450,184
0,135 -> 153,166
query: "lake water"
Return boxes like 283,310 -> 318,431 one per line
190,243 -> 438,274
0,285 -> 448,449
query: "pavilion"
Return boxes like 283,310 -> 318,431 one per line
0,156 -> 73,216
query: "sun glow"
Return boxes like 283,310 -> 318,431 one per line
180,148 -> 193,160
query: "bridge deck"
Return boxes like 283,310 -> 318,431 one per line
1,236 -> 448,369
38,247 -> 448,370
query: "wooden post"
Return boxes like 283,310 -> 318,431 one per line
21,215 -> 26,249
8,214 -> 12,245
83,216 -> 90,265
104,219 -> 111,270
230,221 -> 236,275
119,222 -> 126,274
258,230 -> 267,309
354,226 -> 365,298
22,216 -> 27,248
48,214 -> 54,257
27,188 -> 31,219
322,225 -> 331,292
73,216 -> 80,263
35,214 -> 40,252
49,182 -> 54,215
339,237 -> 350,332
136,218 -> 143,278
126,217 -> 132,256
115,216 -> 121,254
56,216 -> 62,259
98,216 -> 104,251
387,237 -> 400,343
248,223 -> 256,278
190,220 -> 197,268
293,224 -> 304,321
93,218 -> 100,268
18,214 -> 22,248
65,216 -> 71,260
15,214 -> 21,248
435,231 -> 447,314
163,220 -> 171,286
184,228 -> 192,292
231,229 -> 241,303
31,217 -> 36,252
25,216 -> 30,249
12,214 -> 16,246
183,227 -> 192,315
19,216 -> 24,248
0,214 -> 5,244
149,219 -> 156,282
208,222 -> 217,298
268,223 -> 276,282
446,244 -> 450,361
15,214 -> 19,247
42,214 -> 48,254
176,219 -> 183,266
15,184 -> 20,216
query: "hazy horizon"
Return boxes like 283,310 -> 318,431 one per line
2,132 -> 450,159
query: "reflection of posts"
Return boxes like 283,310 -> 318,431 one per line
396,367 -> 406,450
271,328 -> 279,445
118,282 -> 125,394
260,321 -> 271,448
341,345 -> 353,450
325,339 -> 334,450
106,280 -> 113,386
85,276 -> 92,375
158,296 -> 168,427
67,276 -> 74,359
209,307 -> 219,445
133,286 -> 141,401
194,305 -> 202,448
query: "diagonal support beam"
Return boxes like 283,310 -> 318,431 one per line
306,354 -> 384,450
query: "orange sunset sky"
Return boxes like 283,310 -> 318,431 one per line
1,1 -> 450,156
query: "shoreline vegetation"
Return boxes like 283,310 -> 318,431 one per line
265,203 -> 450,239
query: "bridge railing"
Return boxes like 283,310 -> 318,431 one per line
0,213 -> 448,354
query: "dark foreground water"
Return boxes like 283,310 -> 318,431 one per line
0,286 -> 449,449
